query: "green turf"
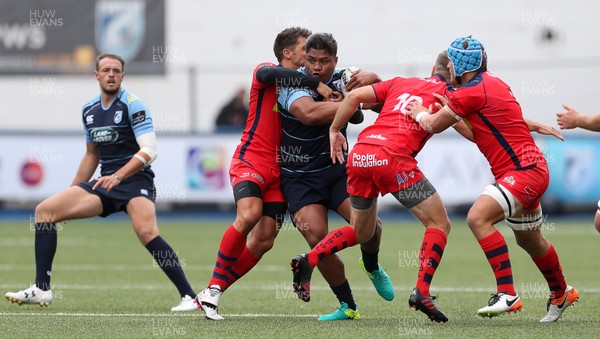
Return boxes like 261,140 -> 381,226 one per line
0,216 -> 598,338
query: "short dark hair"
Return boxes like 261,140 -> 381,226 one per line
96,53 -> 125,71
305,32 -> 337,56
273,27 -> 312,62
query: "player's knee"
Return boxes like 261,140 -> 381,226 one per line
514,231 -> 546,253
466,210 -> 485,231
435,219 -> 451,235
34,201 -> 55,223
354,226 -> 374,244
302,228 -> 329,248
247,236 -> 274,257
234,208 -> 262,231
374,218 -> 382,234
136,228 -> 159,245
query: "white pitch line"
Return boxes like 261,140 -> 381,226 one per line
1,283 -> 599,293
0,282 -> 600,294
0,312 -> 317,318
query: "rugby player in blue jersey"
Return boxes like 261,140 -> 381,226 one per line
278,33 -> 394,320
5,54 -> 198,311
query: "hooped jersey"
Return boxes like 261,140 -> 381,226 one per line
81,87 -> 154,177
360,74 -> 449,157
447,70 -> 546,179
277,67 -> 347,177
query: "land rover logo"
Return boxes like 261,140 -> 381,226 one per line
90,128 -> 119,144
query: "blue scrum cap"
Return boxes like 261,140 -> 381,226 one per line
447,36 -> 485,77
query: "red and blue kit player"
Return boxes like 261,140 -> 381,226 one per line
290,53 -> 472,323
406,36 -> 578,322
5,53 -> 198,312
196,27 -> 336,320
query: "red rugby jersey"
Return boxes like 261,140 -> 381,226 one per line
447,70 -> 545,179
232,62 -> 281,169
359,74 -> 448,157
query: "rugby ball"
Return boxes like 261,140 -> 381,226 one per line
340,66 -> 359,96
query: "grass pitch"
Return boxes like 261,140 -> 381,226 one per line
0,214 -> 598,338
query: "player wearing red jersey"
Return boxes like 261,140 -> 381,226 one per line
196,27 -> 335,320
556,104 -> 600,232
406,36 -> 578,323
289,52 -> 473,323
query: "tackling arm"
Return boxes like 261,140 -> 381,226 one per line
256,66 -> 339,101
331,86 -> 377,133
407,103 -> 459,134
452,120 -> 475,142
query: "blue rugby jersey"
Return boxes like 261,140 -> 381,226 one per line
81,88 -> 155,177
277,67 -> 348,178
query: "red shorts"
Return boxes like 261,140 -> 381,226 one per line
229,159 -> 284,203
497,163 -> 549,210
347,144 -> 425,198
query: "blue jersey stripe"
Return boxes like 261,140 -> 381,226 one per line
476,111 -> 536,170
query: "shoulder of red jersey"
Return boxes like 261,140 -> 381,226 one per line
254,62 -> 277,72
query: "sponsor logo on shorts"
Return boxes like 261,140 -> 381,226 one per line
251,172 -> 264,184
365,134 -> 387,141
141,189 -> 148,196
352,153 -> 388,167
503,175 -> 516,186
396,170 -> 415,184
523,186 -> 538,200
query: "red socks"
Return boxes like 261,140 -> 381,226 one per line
307,226 -> 357,268
478,230 -> 516,295
415,228 -> 447,296
532,244 -> 566,298
208,225 -> 247,289
218,246 -> 261,292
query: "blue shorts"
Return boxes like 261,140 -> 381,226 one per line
281,165 -> 349,214
78,172 -> 155,217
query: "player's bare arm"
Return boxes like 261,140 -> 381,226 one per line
525,119 -> 564,141
92,131 -> 157,192
329,86 -> 377,164
289,97 -> 341,125
556,104 -> 600,132
453,121 -> 475,142
429,93 -> 474,141
406,101 -> 457,134
70,142 -> 100,186
331,86 -> 377,133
